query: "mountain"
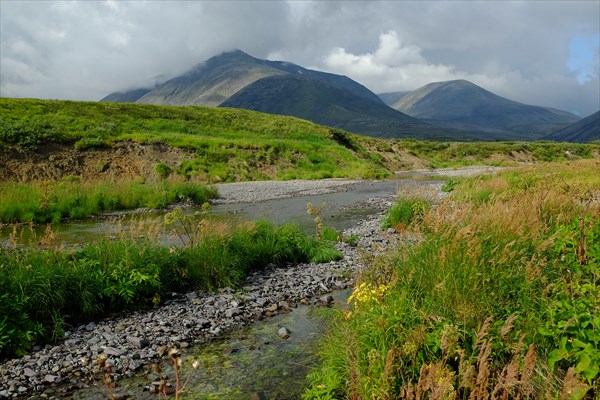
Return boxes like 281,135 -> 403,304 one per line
542,111 -> 600,143
101,88 -> 152,103
385,80 -> 581,140
220,74 -> 448,139
101,50 -> 449,139
378,91 -> 409,106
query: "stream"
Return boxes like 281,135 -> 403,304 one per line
2,178 -> 442,400
1,179 -> 421,247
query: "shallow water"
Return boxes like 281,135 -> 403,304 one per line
68,290 -> 351,400
1,179 -> 436,247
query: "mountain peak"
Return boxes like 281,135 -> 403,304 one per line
388,79 -> 580,139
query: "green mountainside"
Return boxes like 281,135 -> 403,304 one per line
542,110 -> 600,143
220,74 -> 449,140
385,80 -> 580,139
100,50 -> 452,140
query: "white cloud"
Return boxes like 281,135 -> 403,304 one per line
322,31 -> 461,92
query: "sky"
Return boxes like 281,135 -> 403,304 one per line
1,0 -> 599,117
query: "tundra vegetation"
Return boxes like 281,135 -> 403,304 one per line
304,159 -> 599,399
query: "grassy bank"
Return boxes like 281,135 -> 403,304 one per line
0,98 -> 389,182
0,213 -> 342,358
304,159 -> 600,399
0,177 -> 217,223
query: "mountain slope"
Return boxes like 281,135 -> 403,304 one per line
219,74 -> 449,139
542,111 -> 600,143
389,80 -> 580,139
101,88 -> 152,103
101,50 -> 454,139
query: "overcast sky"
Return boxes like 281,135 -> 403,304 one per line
1,0 -> 599,116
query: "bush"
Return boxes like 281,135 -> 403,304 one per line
381,198 -> 430,229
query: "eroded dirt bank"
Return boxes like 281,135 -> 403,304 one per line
0,142 -> 191,183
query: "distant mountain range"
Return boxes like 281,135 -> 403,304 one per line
542,111 -> 600,143
102,50 -> 587,142
379,80 -> 580,140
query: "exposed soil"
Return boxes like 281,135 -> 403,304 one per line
0,142 -> 191,183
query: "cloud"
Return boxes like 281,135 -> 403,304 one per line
1,0 -> 598,116
322,31 -> 459,92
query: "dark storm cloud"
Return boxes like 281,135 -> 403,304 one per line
1,0 -> 598,116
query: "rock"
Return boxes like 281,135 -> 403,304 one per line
185,291 -> 197,300
387,227 -> 396,234
43,374 -> 58,384
128,361 -> 143,371
224,308 -> 241,318
196,319 -> 211,328
103,347 -> 126,357
85,322 -> 97,331
277,327 -> 291,339
127,336 -> 149,349
320,295 -> 334,306
17,387 -> 27,394
86,337 -> 100,345
23,367 -> 36,378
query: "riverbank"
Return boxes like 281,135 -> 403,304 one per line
1,177 -> 441,399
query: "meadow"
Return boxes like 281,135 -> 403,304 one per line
304,159 -> 600,399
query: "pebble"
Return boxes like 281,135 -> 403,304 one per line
277,327 -> 292,339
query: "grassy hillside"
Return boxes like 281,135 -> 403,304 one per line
389,80 -> 580,140
305,159 -> 600,398
0,98 -> 389,182
220,74 -> 448,140
543,111 -> 600,143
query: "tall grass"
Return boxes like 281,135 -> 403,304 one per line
304,159 -> 600,399
0,215 -> 342,358
0,178 -> 217,223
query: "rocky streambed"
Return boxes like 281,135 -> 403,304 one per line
2,177 -> 437,399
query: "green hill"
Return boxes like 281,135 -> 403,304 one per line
0,97 -> 390,182
220,74 -> 449,140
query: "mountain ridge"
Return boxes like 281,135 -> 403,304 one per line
381,79 -> 580,139
102,50 -> 448,140
542,111 -> 600,143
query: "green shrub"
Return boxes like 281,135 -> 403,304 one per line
74,137 -> 111,151
155,162 -> 172,179
381,198 -> 430,229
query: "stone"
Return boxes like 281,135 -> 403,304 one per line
23,367 -> 36,378
43,374 -> 58,384
103,347 -> 126,357
85,322 -> 97,331
196,319 -> 211,328
320,295 -> 334,306
224,308 -> 241,318
127,336 -> 149,349
86,337 -> 100,345
185,291 -> 197,300
277,327 -> 291,339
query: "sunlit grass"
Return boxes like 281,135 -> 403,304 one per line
305,159 -> 600,399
